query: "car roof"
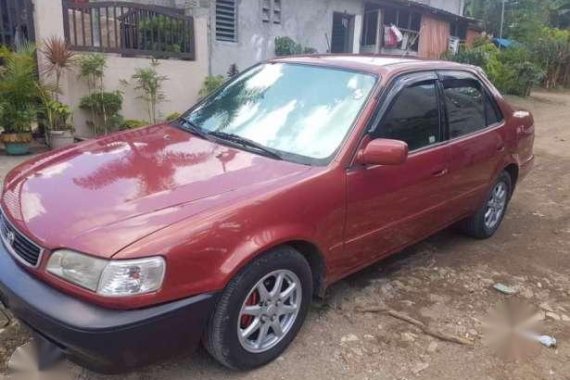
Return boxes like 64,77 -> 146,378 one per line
271,54 -> 473,76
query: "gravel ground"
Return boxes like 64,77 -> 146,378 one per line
1,91 -> 570,380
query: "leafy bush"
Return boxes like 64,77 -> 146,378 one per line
529,27 -> 570,88
275,36 -> 317,57
275,37 -> 302,56
199,75 -> 225,98
79,91 -> 123,134
166,112 -> 181,121
120,119 -> 148,130
446,42 -> 543,97
138,15 -> 191,54
0,43 -> 41,135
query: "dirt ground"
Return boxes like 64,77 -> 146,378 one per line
1,90 -> 570,380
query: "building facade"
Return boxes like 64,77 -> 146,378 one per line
208,0 -> 478,76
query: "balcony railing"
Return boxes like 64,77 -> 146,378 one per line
62,1 -> 195,60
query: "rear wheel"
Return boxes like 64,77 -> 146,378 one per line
460,171 -> 512,239
204,246 -> 312,369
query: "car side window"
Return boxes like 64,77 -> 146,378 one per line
442,78 -> 488,138
485,93 -> 503,125
376,81 -> 441,151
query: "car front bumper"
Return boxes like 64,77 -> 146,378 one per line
0,244 -> 218,373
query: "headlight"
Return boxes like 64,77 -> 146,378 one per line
47,250 -> 166,297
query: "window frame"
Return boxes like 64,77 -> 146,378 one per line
437,70 -> 505,142
368,71 -> 445,154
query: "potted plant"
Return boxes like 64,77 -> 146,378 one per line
38,91 -> 74,149
40,36 -> 76,147
0,44 -> 40,155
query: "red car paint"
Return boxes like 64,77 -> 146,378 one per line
1,56 -> 535,310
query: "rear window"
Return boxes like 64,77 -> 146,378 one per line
442,78 -> 486,138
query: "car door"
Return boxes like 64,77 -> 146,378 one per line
343,72 -> 454,271
438,71 -> 507,217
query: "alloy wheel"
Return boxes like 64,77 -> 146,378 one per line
237,270 -> 301,353
484,181 -> 508,230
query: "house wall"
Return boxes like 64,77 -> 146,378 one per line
418,14 -> 450,59
412,0 -> 465,16
33,0 -> 209,138
209,0 -> 364,76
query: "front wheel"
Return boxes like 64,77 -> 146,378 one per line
204,246 -> 313,369
460,171 -> 512,239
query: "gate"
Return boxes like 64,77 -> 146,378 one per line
0,0 -> 35,48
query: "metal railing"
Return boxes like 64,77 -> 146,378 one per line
62,1 -> 195,60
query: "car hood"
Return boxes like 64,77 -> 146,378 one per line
1,124 -> 311,257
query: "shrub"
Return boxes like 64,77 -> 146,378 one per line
79,91 -> 123,134
120,119 -> 148,130
0,43 -> 42,135
199,75 -> 225,98
446,42 -> 543,97
274,36 -> 317,56
166,112 -> 181,121
275,36 -> 302,56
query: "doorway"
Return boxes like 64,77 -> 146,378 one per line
331,12 -> 354,53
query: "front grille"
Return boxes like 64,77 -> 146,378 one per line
0,209 -> 42,266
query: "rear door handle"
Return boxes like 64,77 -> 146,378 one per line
432,168 -> 448,177
497,144 -> 505,152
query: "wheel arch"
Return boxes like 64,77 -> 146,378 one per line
503,163 -> 519,197
222,234 -> 328,300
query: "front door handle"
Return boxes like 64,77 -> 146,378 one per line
432,168 -> 448,177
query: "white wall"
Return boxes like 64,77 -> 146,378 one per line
210,0 -> 364,76
33,0 -> 209,138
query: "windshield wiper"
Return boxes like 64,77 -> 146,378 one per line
178,119 -> 210,140
209,131 -> 282,160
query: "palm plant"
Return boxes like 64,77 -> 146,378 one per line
0,43 -> 41,152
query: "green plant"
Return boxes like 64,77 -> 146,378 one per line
79,91 -> 123,135
166,112 -> 181,121
275,36 -> 303,56
77,54 -> 122,135
0,43 -> 41,135
120,119 -> 148,130
129,59 -> 168,124
38,86 -> 73,132
40,36 -> 75,100
445,41 -> 543,97
77,54 -> 106,92
199,75 -> 225,98
138,15 -> 191,54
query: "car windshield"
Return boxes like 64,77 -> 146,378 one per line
184,63 -> 377,164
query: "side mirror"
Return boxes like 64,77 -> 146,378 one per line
356,138 -> 409,166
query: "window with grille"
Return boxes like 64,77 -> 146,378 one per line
216,0 -> 237,41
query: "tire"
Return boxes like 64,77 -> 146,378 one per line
460,171 -> 513,239
204,246 -> 313,370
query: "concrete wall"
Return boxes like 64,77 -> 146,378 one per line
33,0 -> 209,138
209,0 -> 364,76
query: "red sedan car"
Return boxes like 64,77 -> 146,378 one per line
0,56 -> 534,372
